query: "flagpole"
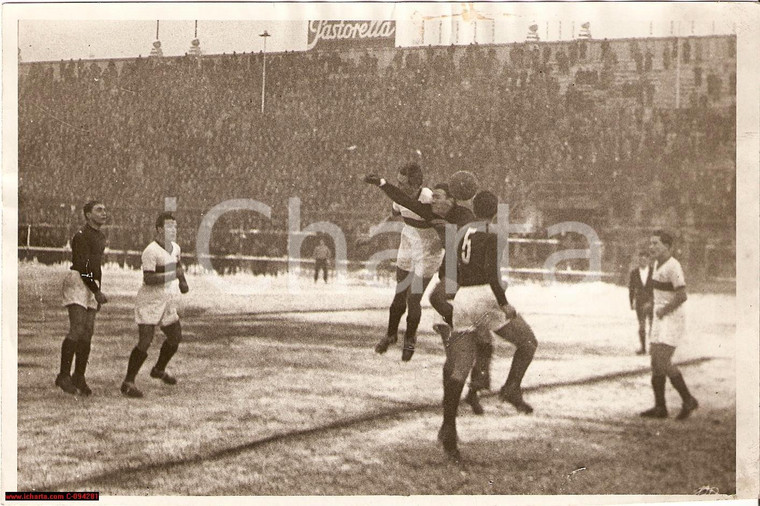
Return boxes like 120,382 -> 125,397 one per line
675,21 -> 681,109
259,30 -> 270,114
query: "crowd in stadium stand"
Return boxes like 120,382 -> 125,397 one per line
19,37 -> 735,267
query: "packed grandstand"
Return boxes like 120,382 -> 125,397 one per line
18,34 -> 736,280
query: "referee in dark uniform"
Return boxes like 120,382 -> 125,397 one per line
313,238 -> 331,283
57,200 -> 109,395
629,251 -> 654,355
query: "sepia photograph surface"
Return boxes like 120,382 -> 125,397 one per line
2,2 -> 758,504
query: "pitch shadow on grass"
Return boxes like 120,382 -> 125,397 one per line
181,316 -> 381,346
180,312 -> 630,359
18,362 -> 44,369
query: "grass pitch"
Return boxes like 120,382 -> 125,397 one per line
15,261 -> 735,496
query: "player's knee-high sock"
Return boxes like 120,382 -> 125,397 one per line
73,340 -> 91,378
125,347 -> 148,383
443,377 -> 465,428
652,374 -> 667,408
154,341 -> 179,372
470,342 -> 493,391
668,372 -> 692,402
503,341 -> 536,393
443,356 -> 454,382
405,294 -> 423,339
387,292 -> 407,337
59,339 -> 77,376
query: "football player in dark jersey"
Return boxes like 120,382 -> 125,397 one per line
438,190 -> 538,460
57,200 -> 109,395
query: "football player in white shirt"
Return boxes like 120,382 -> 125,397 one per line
373,163 -> 444,361
121,212 -> 189,398
640,230 -> 698,420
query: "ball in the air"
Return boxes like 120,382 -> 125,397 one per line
449,171 -> 478,201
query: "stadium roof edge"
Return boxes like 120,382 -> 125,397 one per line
18,33 -> 736,66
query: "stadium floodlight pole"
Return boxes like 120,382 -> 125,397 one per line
675,21 -> 681,109
259,30 -> 271,114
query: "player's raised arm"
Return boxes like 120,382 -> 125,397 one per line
364,174 -> 435,221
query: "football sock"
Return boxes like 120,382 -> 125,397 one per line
442,359 -> 453,383
669,372 -> 692,402
443,377 -> 465,427
125,347 -> 148,383
73,340 -> 91,378
470,342 -> 493,391
405,299 -> 423,340
652,374 -> 667,408
154,341 -> 179,372
387,293 -> 407,337
504,342 -> 535,392
59,338 -> 77,376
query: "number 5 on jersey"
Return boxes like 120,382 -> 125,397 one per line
461,227 -> 477,265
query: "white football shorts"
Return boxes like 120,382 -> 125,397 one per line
649,307 -> 686,348
396,225 -> 443,279
61,270 -> 98,310
134,285 -> 180,327
452,285 -> 510,334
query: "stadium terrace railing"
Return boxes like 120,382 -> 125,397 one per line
18,243 -> 735,287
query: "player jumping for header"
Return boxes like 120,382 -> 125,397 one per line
372,163 -> 445,362
365,172 -> 494,415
